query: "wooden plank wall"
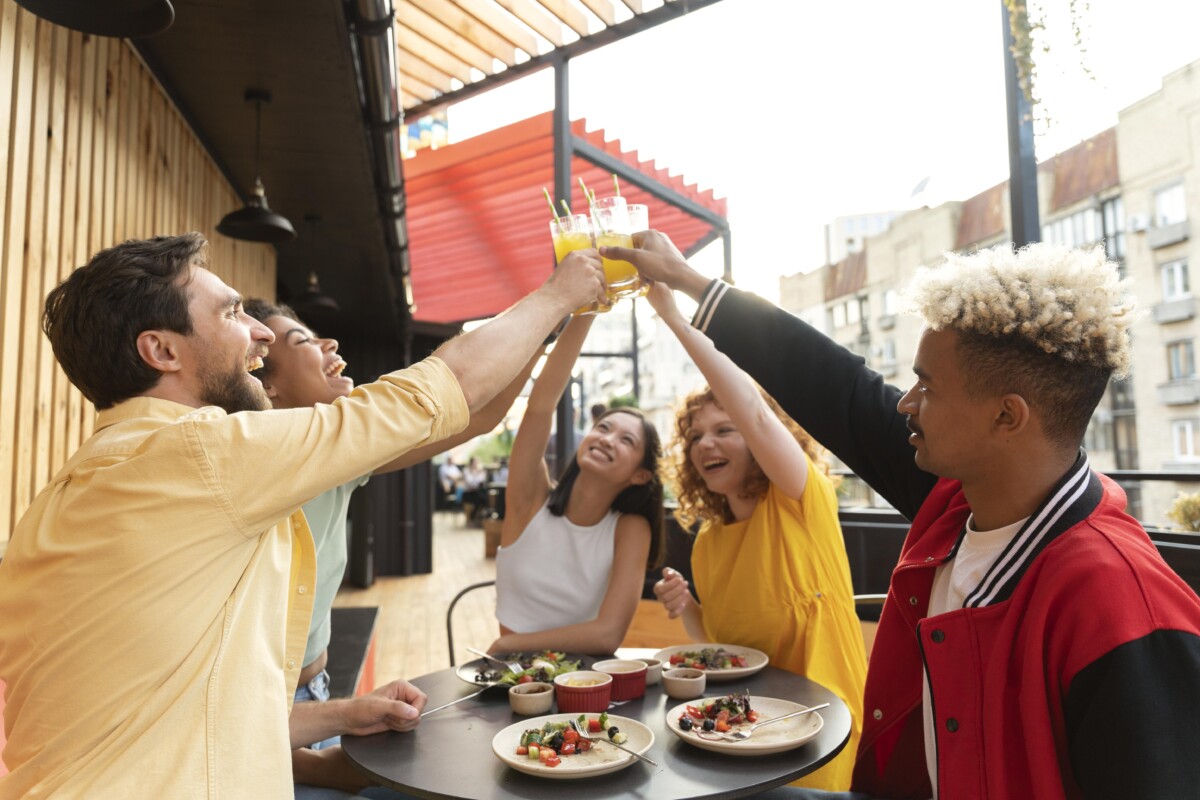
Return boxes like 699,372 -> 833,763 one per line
0,3 -> 277,547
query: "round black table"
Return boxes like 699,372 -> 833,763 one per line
343,663 -> 851,799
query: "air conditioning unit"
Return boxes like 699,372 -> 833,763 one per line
1127,213 -> 1151,233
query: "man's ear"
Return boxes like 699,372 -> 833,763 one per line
136,330 -> 183,374
995,393 -> 1031,437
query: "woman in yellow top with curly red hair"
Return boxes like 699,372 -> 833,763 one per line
647,276 -> 866,792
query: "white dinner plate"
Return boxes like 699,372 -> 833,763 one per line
492,713 -> 655,779
665,696 -> 824,756
455,653 -> 591,686
652,643 -> 769,682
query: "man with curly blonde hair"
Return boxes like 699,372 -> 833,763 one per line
608,235 -> 1200,800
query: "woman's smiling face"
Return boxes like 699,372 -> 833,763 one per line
685,402 -> 752,498
259,315 -> 353,409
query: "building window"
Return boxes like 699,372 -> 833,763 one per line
882,338 -> 896,363
1168,340 -> 1196,380
1162,259 -> 1190,300
846,299 -> 861,326
832,303 -> 846,328
1173,420 -> 1200,461
1102,196 -> 1125,261
1155,183 -> 1187,227
882,289 -> 898,316
1084,415 -> 1112,453
1042,207 -> 1101,248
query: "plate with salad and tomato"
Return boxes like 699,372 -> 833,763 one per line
652,644 -> 769,682
491,712 -> 654,778
666,692 -> 824,756
455,650 -> 589,687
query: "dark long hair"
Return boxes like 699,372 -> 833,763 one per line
546,408 -> 665,570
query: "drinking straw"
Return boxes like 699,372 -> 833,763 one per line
559,199 -> 572,217
612,173 -> 621,198
543,187 -> 564,232
571,177 -> 590,209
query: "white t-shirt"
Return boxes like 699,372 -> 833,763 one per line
923,514 -> 1028,799
494,502 -> 620,632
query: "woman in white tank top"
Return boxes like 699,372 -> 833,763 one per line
491,315 -> 664,656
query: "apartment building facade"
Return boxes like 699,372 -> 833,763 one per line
778,57 -> 1200,525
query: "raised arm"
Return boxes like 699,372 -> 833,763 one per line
435,249 -> 604,413
605,232 -> 937,520
501,315 -> 595,540
647,282 -> 808,499
490,514 -> 650,655
372,349 -> 542,475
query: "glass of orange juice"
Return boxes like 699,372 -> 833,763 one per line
551,215 -> 610,316
591,197 -> 638,293
608,203 -> 649,300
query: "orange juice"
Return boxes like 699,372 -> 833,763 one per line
594,231 -> 637,287
553,230 -> 592,263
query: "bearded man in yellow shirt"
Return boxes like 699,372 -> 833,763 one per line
0,232 -> 606,799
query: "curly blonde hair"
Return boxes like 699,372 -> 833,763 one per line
905,242 -> 1137,448
905,242 -> 1134,376
664,385 -> 836,530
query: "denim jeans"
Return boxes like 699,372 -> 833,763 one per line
294,669 -> 339,751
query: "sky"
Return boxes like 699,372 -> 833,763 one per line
444,0 -> 1200,305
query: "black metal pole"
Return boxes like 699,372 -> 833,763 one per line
552,56 -> 575,475
1001,1 -> 1040,247
631,299 -> 640,401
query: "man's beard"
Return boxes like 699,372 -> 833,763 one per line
198,359 -> 271,414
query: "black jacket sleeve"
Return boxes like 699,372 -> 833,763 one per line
1065,629 -> 1200,799
696,281 -> 937,520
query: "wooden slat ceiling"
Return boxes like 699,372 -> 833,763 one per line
396,0 -> 666,114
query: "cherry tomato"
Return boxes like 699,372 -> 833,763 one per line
544,755 -> 561,767
518,674 -> 533,684
669,654 -> 684,665
516,745 -> 528,756
747,710 -> 760,723
561,743 -> 576,756
588,719 -> 602,733
562,729 -> 579,744
578,739 -> 592,752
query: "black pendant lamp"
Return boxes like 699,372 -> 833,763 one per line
217,89 -> 296,244
15,0 -> 174,37
296,271 -> 340,315
292,215 -> 340,316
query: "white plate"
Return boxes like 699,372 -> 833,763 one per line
665,696 -> 824,756
455,653 -> 591,686
492,713 -> 655,779
652,643 -> 769,682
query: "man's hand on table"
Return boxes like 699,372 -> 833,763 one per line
339,679 -> 428,735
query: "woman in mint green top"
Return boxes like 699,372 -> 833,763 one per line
245,299 -> 538,797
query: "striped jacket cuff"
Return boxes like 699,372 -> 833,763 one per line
690,279 -> 729,333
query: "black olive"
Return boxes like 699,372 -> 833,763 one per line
548,732 -> 564,750
702,719 -> 715,731
607,726 -> 620,738
678,717 -> 693,731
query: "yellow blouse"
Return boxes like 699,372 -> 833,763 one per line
691,457 -> 866,791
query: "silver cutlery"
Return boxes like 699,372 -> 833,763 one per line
701,703 -> 830,741
570,719 -> 658,767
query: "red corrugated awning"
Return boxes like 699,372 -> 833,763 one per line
404,112 -> 727,324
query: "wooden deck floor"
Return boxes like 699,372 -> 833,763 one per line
332,511 -> 499,681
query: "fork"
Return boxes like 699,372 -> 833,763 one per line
702,703 -> 830,741
570,720 -> 658,767
466,646 -> 522,675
